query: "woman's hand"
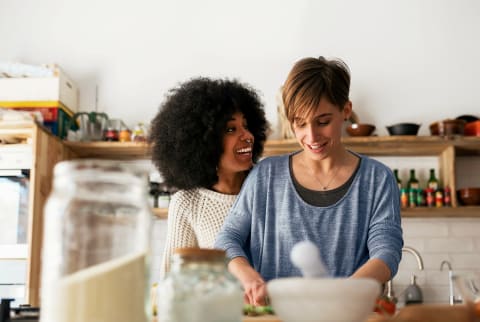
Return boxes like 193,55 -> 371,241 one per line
242,278 -> 268,305
228,257 -> 268,305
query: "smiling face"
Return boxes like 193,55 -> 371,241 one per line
217,111 -> 255,175
292,96 -> 352,161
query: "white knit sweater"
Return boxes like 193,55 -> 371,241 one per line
160,188 -> 237,276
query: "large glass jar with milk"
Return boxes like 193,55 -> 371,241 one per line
157,248 -> 243,322
40,159 -> 152,322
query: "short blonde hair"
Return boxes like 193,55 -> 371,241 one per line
282,56 -> 351,124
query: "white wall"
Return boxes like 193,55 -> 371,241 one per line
1,0 -> 479,137
2,0 -> 480,306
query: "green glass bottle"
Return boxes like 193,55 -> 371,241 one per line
427,168 -> 439,191
407,169 -> 419,190
393,169 -> 402,190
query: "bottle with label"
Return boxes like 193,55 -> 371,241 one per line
40,160 -> 153,322
157,248 -> 243,322
400,188 -> 409,208
425,188 -> 435,207
436,189 -> 444,207
427,168 -> 439,191
407,169 -> 419,208
443,186 -> 452,207
393,169 -> 402,190
407,169 -> 419,191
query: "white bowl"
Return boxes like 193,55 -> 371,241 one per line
267,277 -> 381,322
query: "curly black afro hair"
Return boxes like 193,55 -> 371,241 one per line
149,77 -> 269,190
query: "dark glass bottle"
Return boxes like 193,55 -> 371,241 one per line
427,168 -> 439,191
393,169 -> 402,190
407,169 -> 419,190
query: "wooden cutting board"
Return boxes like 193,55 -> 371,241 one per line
243,315 -> 281,322
242,313 -> 383,322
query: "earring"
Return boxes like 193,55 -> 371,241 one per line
246,138 -> 253,143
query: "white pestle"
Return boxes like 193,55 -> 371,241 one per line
290,240 -> 329,278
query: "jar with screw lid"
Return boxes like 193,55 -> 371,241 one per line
40,159 -> 152,322
157,247 -> 243,322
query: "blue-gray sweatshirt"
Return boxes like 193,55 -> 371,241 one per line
214,152 -> 403,281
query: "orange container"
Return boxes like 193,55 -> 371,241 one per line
464,120 -> 480,136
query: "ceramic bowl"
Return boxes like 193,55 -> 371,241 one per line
267,277 -> 381,322
429,119 -> 466,137
457,187 -> 480,206
464,120 -> 480,136
346,123 -> 376,137
386,123 -> 420,136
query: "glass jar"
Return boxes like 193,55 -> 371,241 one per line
157,248 -> 243,322
40,159 -> 152,322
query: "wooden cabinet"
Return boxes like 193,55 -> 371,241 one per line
0,125 -> 75,306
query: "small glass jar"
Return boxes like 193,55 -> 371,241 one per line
40,159 -> 152,322
157,248 -> 243,322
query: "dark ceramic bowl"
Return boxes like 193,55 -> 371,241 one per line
457,187 -> 480,206
430,119 -> 466,136
386,123 -> 420,136
455,114 -> 479,124
346,123 -> 376,137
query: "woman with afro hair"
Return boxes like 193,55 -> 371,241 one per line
149,77 -> 269,275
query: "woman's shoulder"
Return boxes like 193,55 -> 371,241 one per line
170,188 -> 202,205
255,153 -> 291,168
172,188 -> 236,205
354,153 -> 394,179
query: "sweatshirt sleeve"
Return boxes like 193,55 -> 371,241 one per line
367,168 -> 403,278
214,170 -> 257,262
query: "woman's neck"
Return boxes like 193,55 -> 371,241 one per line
212,171 -> 247,195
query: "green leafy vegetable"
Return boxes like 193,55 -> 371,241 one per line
243,304 -> 274,316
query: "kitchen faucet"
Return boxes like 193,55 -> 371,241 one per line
385,246 -> 424,303
440,260 -> 462,305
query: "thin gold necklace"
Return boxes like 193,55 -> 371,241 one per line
304,158 -> 341,190
315,166 -> 340,190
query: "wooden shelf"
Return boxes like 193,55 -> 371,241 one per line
61,136 -> 480,159
150,206 -> 479,219
401,206 -> 480,218
63,141 -> 151,159
263,136 -> 480,157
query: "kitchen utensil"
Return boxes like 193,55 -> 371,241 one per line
465,120 -> 480,136
430,119 -> 466,137
266,277 -> 381,322
346,123 -> 376,136
70,111 -> 109,141
457,187 -> 480,206
456,114 -> 479,124
386,123 -> 420,136
290,240 -> 328,278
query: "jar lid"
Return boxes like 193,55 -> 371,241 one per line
173,248 -> 226,260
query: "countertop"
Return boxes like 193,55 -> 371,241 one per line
154,304 -> 476,322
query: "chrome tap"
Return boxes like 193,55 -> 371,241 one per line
440,260 -> 462,305
385,246 -> 424,303
402,246 -> 424,270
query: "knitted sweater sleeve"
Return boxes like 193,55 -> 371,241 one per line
160,191 -> 198,277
